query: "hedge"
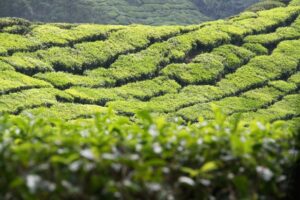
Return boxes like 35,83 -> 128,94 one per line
0,109 -> 299,199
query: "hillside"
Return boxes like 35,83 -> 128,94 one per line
0,0 -> 260,25
0,0 -> 300,199
0,1 -> 299,123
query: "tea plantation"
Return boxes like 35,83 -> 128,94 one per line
0,0 -> 300,199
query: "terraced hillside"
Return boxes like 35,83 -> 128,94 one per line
0,2 -> 299,125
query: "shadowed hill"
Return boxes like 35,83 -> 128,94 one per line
0,0 -> 260,25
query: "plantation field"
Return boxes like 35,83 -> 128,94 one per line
0,1 -> 300,199
0,3 -> 299,124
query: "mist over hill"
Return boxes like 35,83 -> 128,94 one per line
0,0 -> 259,25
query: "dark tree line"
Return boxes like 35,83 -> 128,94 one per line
1,0 -> 281,25
192,0 -> 258,19
0,0 -> 88,22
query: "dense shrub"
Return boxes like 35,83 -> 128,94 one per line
0,109 -> 299,199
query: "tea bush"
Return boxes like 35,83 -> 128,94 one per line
0,109 -> 299,199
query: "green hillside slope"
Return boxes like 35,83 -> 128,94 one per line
0,2 -> 299,123
0,1 -> 300,199
0,0 -> 260,25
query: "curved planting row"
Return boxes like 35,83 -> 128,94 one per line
1,25 -> 195,75
0,5 -> 299,123
0,23 -> 124,56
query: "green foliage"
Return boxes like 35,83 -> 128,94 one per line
0,60 -> 14,71
244,15 -> 300,47
236,93 -> 300,121
161,58 -> 224,85
86,25 -> 231,85
107,85 -> 223,114
2,54 -> 53,74
242,85 -> 285,101
178,97 -> 265,121
29,24 -> 122,46
0,110 -> 298,199
66,77 -> 181,104
176,83 -> 292,121
24,25 -> 184,74
218,52 -> 298,93
242,42 -> 269,55
268,80 -> 298,92
0,88 -> 73,114
20,103 -> 107,120
0,71 -> 51,94
0,33 -> 38,55
290,0 -> 300,5
212,44 -> 256,70
0,17 -> 30,29
288,71 -> 300,86
273,39 -> 300,60
34,72 -> 104,89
